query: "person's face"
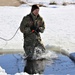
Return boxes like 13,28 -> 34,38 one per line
32,9 -> 39,16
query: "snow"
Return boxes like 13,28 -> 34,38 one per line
0,2 -> 75,75
0,5 -> 75,53
21,0 -> 75,5
0,66 -> 7,75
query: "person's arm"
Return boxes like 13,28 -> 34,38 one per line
36,18 -> 45,33
20,16 -> 31,34
38,21 -> 45,33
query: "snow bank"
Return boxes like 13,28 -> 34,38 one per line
0,67 -> 7,75
15,72 -> 29,75
20,0 -> 75,5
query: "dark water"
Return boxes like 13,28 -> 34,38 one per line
24,59 -> 47,74
0,53 -> 75,74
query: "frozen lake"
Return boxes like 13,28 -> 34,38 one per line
0,4 -> 75,75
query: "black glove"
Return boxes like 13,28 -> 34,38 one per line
31,26 -> 40,33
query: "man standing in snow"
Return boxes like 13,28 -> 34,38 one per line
20,4 -> 45,60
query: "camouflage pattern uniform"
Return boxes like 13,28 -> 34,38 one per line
20,13 -> 45,59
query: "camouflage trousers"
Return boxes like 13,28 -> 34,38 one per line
23,39 -> 45,60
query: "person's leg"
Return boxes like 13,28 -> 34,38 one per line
24,45 -> 34,60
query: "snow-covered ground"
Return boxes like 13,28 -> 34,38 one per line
0,5 -> 75,53
21,0 -> 75,5
0,3 -> 75,75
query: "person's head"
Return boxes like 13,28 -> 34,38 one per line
31,4 -> 39,16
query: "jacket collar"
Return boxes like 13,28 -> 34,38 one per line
30,13 -> 39,20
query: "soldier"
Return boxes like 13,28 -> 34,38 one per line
20,4 -> 45,60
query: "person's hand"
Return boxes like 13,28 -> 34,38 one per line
38,27 -> 44,33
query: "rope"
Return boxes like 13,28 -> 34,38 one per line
0,27 -> 20,41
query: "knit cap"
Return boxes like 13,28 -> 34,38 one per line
31,4 -> 39,12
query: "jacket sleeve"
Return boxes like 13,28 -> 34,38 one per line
38,18 -> 45,33
20,16 -> 31,34
39,22 -> 45,33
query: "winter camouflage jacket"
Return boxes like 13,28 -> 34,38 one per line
20,13 -> 45,47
